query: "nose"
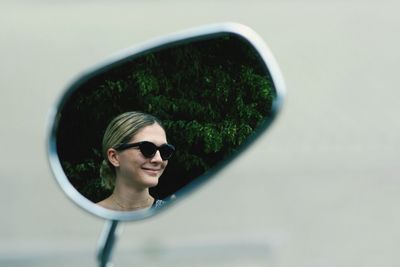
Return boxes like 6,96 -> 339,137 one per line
150,150 -> 164,163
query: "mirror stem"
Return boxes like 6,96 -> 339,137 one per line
97,220 -> 120,267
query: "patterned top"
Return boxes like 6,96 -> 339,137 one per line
152,199 -> 167,209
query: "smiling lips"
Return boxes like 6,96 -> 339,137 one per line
142,167 -> 162,176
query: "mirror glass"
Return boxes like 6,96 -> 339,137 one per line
48,23 -> 284,221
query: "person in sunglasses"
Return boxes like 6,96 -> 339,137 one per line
97,111 -> 175,211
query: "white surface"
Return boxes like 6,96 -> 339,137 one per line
1,1 -> 400,267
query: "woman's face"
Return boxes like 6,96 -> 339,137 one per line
113,123 -> 168,189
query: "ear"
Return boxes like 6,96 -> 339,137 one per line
107,148 -> 120,167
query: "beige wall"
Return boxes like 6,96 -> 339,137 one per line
1,1 -> 400,266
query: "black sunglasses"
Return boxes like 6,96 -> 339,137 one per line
115,141 -> 175,160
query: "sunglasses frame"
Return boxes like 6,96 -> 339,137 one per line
115,141 -> 175,161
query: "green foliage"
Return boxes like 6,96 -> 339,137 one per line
57,34 -> 275,202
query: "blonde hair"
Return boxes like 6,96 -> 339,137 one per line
99,111 -> 163,189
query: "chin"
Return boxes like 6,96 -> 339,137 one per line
142,176 -> 160,188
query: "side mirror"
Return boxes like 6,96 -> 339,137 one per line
47,23 -> 285,221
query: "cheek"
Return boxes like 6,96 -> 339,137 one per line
157,161 -> 168,173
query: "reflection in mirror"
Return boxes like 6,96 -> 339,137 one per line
95,111 -> 174,211
50,24 -> 284,220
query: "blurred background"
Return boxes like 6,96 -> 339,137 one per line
1,1 -> 399,266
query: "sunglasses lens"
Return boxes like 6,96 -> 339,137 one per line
159,144 -> 175,160
139,142 -> 157,158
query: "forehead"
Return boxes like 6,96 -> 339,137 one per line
131,123 -> 167,144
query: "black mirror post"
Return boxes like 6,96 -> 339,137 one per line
97,220 -> 120,267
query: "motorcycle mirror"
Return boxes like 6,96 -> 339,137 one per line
47,23 -> 285,221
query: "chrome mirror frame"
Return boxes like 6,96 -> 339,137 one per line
47,22 -> 285,222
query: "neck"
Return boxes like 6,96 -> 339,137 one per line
111,178 -> 154,211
